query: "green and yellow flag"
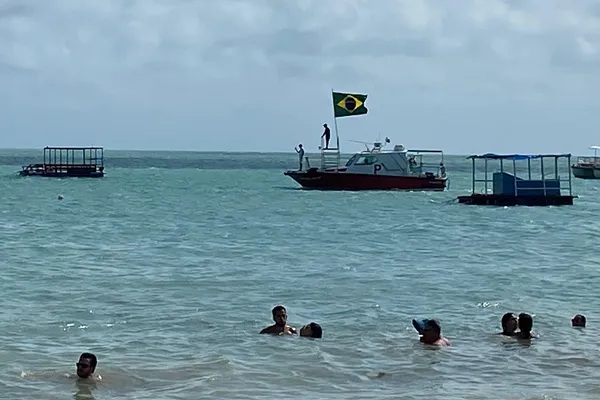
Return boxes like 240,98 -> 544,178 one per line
333,92 -> 368,118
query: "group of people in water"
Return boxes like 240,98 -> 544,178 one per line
70,308 -> 588,382
257,306 -> 589,347
259,305 -> 322,338
497,312 -> 586,339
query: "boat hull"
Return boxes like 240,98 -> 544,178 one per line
572,165 -> 600,179
284,169 -> 446,191
19,164 -> 104,178
19,171 -> 104,178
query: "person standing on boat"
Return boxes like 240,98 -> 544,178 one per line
321,123 -> 331,149
295,144 -> 304,171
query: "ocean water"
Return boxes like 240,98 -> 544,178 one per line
1,149 -> 600,400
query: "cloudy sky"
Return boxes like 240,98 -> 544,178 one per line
1,0 -> 599,154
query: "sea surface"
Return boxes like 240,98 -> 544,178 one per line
1,149 -> 599,400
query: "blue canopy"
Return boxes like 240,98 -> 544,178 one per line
467,153 -> 571,160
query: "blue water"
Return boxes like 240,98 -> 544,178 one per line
1,150 -> 599,399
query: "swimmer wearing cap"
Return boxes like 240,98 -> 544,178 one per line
412,318 -> 451,346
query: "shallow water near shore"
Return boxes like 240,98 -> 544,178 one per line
1,150 -> 599,399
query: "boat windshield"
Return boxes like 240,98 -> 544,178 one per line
354,155 -> 378,165
345,154 -> 359,167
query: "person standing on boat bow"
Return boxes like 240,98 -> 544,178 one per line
321,123 -> 331,149
295,144 -> 304,171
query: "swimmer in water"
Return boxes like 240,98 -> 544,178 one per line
299,322 -> 322,338
572,314 -> 586,328
516,313 -> 535,340
412,318 -> 451,346
260,305 -> 296,335
76,352 -> 97,379
499,312 -> 519,336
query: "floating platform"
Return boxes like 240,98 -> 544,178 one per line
457,153 -> 576,206
19,146 -> 105,178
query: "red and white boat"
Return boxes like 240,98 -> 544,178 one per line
284,139 -> 447,191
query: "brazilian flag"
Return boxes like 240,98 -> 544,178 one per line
333,92 -> 368,118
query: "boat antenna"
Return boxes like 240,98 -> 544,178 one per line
348,139 -> 371,151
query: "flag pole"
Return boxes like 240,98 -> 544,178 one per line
331,88 -> 339,149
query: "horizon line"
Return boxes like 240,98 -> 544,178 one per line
0,147 -> 580,158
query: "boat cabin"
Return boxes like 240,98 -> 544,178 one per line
320,140 -> 445,178
574,146 -> 600,166
457,153 -> 576,206
20,146 -> 105,178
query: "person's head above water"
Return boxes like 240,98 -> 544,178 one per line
413,318 -> 443,344
272,305 -> 287,327
76,352 -> 97,379
572,314 -> 586,328
501,312 -> 518,335
300,322 -> 322,338
260,305 -> 296,335
517,313 -> 533,337
422,319 -> 442,344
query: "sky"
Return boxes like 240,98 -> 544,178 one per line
1,0 -> 600,155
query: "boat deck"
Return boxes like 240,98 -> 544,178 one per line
457,194 -> 576,206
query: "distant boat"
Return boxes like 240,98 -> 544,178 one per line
284,142 -> 447,191
571,146 -> 600,179
283,91 -> 447,191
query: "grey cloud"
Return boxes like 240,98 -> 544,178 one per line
272,58 -> 314,80
1,0 -> 600,152
0,3 -> 33,19
331,36 -> 434,59
0,59 -> 36,75
263,28 -> 325,57
584,1 -> 600,19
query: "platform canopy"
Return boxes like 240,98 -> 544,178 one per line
408,149 -> 444,153
44,146 -> 104,150
466,153 -> 571,160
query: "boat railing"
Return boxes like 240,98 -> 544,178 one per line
407,150 -> 445,177
43,146 -> 105,167
576,156 -> 600,165
320,147 -> 340,170
409,161 -> 444,175
22,163 -> 43,169
304,157 -> 311,169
